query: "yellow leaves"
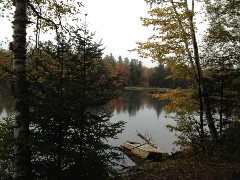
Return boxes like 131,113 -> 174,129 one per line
52,2 -> 72,15
167,62 -> 195,79
37,76 -> 44,83
25,0 -> 83,34
152,88 -> 198,114
135,13 -> 200,130
132,0 -> 201,85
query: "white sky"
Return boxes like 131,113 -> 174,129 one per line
81,0 -> 158,67
0,0 -> 157,67
80,0 -> 206,67
0,0 -> 206,68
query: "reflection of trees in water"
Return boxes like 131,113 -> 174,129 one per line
0,83 -> 14,116
147,92 -> 169,117
1,87 -> 168,118
110,90 -> 168,117
124,91 -> 143,116
0,93 -> 3,114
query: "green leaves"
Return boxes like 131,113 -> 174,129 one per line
0,116 -> 14,177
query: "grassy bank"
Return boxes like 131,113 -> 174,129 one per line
124,86 -> 170,92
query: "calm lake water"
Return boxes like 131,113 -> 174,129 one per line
0,93 -> 9,120
0,89 -> 178,166
109,90 -> 177,166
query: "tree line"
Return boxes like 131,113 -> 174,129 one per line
102,54 -> 191,88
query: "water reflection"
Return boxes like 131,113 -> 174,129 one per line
0,87 -> 177,165
0,84 -> 14,118
110,90 -> 168,117
0,92 -> 10,119
109,90 -> 177,166
0,93 -> 4,118
0,87 -> 177,166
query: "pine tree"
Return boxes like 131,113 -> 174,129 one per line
28,25 -> 124,179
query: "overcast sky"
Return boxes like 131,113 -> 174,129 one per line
0,0 -> 158,67
0,1 -> 207,68
81,0 -> 157,67
76,0 -> 205,67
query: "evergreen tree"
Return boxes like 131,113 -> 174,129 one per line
129,59 -> 143,86
1,0 -> 83,177
28,26 -> 124,179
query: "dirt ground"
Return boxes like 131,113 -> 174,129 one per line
122,159 -> 240,180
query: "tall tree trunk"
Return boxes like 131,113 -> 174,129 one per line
170,0 -> 206,142
12,0 -> 32,179
186,0 -> 218,140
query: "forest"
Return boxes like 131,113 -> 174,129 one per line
0,0 -> 240,179
98,54 -> 191,88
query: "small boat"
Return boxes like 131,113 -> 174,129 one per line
122,140 -> 166,161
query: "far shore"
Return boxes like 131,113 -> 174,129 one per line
124,86 -> 170,92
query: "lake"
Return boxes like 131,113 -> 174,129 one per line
0,89 -> 177,166
0,92 -> 9,120
109,90 -> 177,166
